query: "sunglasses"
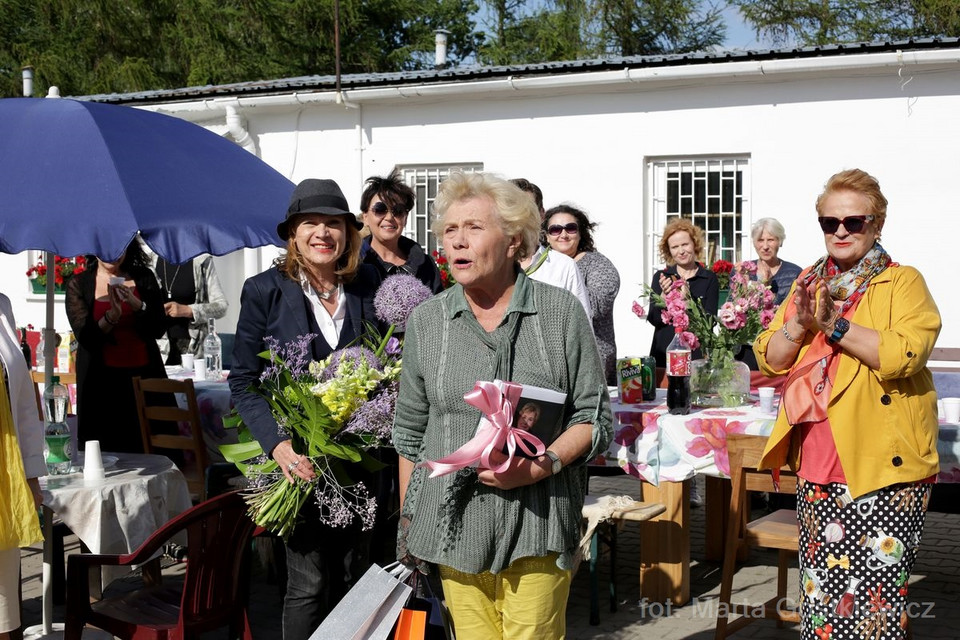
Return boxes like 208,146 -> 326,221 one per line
369,201 -> 408,217
817,215 -> 874,234
547,222 -> 579,236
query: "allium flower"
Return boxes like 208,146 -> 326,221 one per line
374,273 -> 433,330
343,381 -> 399,442
321,346 -> 382,379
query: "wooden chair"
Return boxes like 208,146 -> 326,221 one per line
715,434 -> 800,639
64,490 -> 257,640
581,494 -> 666,625
133,377 -> 209,502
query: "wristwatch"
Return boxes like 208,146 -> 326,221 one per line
544,450 -> 562,475
827,317 -> 850,344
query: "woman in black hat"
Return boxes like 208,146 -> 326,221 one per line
228,178 -> 382,640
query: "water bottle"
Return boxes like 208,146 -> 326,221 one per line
666,331 -> 691,415
203,318 -> 222,381
36,334 -> 45,372
20,327 -> 31,367
43,375 -> 72,475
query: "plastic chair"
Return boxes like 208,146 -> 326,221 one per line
715,434 -> 799,639
64,490 -> 257,640
133,377 -> 209,502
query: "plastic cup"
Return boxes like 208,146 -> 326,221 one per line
83,440 -> 105,484
180,354 -> 195,371
194,359 -> 206,381
943,398 -> 960,423
758,387 -> 776,413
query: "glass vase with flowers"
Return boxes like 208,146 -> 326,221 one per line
639,262 -> 777,407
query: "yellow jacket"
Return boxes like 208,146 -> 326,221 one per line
754,265 -> 941,498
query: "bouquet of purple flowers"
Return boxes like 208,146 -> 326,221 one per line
220,274 -> 433,538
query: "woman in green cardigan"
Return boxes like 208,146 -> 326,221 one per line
393,172 -> 612,639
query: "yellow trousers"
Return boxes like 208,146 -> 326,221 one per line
438,554 -> 571,640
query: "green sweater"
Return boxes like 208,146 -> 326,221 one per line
393,271 -> 613,574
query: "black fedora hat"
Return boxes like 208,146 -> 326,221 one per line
278,178 -> 363,240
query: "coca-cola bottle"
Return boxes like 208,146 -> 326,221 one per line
666,330 -> 691,415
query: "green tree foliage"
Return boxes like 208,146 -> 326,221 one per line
479,0 -> 592,64
733,0 -> 960,47
477,0 -> 726,64
594,0 -> 726,56
0,0 -> 480,98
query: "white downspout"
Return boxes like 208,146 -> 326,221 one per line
224,103 -> 257,154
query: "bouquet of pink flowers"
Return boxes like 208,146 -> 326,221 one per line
634,261 -> 777,357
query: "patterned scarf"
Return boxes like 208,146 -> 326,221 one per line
781,242 -> 893,426
805,242 -> 893,316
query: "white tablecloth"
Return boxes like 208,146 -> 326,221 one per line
40,452 -> 192,584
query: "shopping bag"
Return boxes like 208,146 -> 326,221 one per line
393,607 -> 427,640
392,572 -> 455,640
309,562 -> 413,640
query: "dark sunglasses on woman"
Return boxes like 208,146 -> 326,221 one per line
817,215 -> 874,234
369,201 -> 408,217
547,222 -> 579,236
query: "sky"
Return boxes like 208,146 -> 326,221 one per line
720,3 -> 776,50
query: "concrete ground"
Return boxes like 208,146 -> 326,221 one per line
19,474 -> 960,638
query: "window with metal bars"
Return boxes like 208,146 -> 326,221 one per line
650,157 -> 750,269
398,163 -> 483,255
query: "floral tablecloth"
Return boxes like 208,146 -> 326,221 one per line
594,390 -> 960,484
593,390 -> 777,484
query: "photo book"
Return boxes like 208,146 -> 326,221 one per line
504,384 -> 567,458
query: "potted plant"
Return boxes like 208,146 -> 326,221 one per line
711,259 -> 734,305
27,255 -> 87,294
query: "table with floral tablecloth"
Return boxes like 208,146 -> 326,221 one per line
590,390 -> 960,606
592,389 -> 778,483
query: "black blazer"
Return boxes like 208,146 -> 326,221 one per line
228,265 -> 381,457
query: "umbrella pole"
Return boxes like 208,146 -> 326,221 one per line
44,250 -> 55,386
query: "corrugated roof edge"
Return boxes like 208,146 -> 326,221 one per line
81,36 -> 960,105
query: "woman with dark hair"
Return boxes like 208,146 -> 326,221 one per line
545,204 -> 620,385
66,238 -> 168,453
360,171 -> 443,293
228,178 -> 381,640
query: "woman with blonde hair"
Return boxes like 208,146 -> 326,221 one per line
646,218 -> 719,367
228,178 -> 381,640
394,172 -> 611,639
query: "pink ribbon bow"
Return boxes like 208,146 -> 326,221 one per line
421,380 -> 547,478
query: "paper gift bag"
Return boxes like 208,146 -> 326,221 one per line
309,562 -> 413,640
393,608 -> 427,640
395,572 -> 455,640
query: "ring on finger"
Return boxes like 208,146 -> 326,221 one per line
287,460 -> 300,472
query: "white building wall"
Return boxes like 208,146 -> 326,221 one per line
6,55 -> 958,362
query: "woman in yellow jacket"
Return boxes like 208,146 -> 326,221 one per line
754,169 -> 940,640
